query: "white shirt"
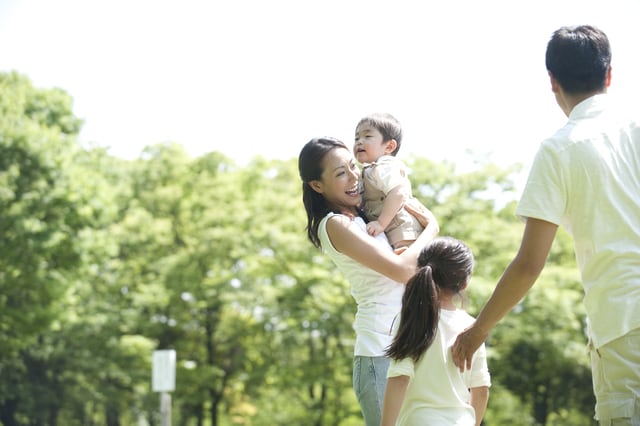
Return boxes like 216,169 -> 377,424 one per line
318,213 -> 404,356
387,309 -> 491,425
516,94 -> 640,348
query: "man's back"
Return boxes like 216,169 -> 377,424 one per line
516,94 -> 640,347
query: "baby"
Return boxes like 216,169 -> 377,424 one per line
354,113 -> 424,249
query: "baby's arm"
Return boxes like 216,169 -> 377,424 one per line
366,185 -> 405,237
469,386 -> 489,426
381,375 -> 409,426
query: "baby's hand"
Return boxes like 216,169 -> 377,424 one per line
366,221 -> 385,237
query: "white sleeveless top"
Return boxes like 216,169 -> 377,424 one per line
318,212 -> 404,356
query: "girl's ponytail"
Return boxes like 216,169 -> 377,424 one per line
385,264 -> 440,362
385,236 -> 474,363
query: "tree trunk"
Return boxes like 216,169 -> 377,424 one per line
0,399 -> 18,426
533,391 -> 548,425
106,405 -> 121,426
209,394 -> 220,426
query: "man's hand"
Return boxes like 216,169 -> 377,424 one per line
451,324 -> 489,372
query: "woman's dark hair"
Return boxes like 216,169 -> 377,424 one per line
545,25 -> 611,95
298,137 -> 349,247
385,237 -> 474,362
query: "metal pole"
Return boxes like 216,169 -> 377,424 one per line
160,392 -> 171,426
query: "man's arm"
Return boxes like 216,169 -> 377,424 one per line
452,218 -> 559,370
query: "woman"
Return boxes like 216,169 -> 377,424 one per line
298,137 -> 439,425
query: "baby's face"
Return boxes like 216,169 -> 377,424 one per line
354,123 -> 388,164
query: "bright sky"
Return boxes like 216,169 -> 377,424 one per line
1,0 -> 639,180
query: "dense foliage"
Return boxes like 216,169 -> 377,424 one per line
0,72 -> 595,425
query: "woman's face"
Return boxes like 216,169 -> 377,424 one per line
311,147 -> 361,213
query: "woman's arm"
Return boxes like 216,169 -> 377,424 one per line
399,199 -> 439,259
327,202 -> 439,283
381,375 -> 409,426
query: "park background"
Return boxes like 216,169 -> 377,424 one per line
2,0 -> 640,425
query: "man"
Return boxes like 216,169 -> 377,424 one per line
452,25 -> 640,425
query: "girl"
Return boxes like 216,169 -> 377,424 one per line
382,237 -> 491,426
298,137 -> 439,426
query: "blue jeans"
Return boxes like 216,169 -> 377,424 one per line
353,356 -> 390,426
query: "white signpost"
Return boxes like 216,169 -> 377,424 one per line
152,350 -> 176,426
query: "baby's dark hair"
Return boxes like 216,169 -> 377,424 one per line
385,237 -> 474,362
356,112 -> 402,155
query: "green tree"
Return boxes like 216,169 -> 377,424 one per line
0,71 -> 598,425
408,155 -> 594,425
0,72 -> 159,425
0,71 -> 103,425
488,262 -> 595,425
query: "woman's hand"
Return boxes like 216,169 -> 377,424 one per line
403,198 -> 436,229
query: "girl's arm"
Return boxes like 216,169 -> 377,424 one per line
327,202 -> 438,283
381,375 -> 409,426
469,386 -> 489,426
